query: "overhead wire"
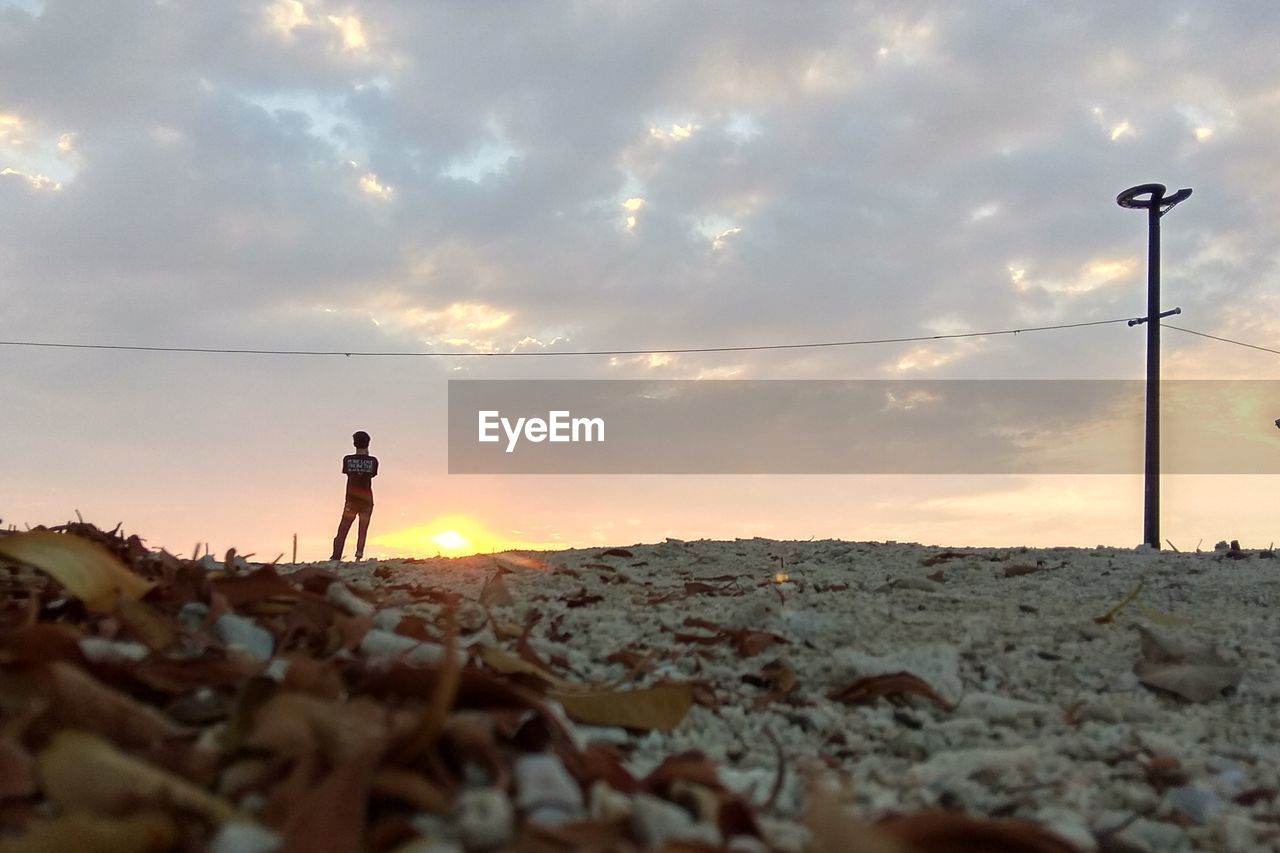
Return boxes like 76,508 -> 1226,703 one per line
1161,324 -> 1280,357
0,315 -> 1140,358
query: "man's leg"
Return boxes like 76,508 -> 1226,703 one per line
354,505 -> 373,560
331,504 -> 357,560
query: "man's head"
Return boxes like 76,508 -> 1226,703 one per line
353,431 -> 371,450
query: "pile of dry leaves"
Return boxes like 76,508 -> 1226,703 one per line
0,523 -> 1088,852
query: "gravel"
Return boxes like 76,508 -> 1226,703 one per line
312,537 -> 1280,852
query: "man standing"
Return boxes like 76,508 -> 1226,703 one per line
331,431 -> 378,561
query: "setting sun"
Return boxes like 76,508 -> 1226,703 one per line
370,514 -> 564,558
432,530 -> 471,553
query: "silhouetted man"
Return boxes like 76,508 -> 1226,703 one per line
331,431 -> 378,561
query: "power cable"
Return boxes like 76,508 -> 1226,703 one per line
0,316 -> 1138,358
1161,324 -> 1280,357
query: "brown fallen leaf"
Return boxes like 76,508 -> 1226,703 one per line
370,765 -> 451,813
37,730 -> 238,824
922,550 -> 969,567
564,587 -> 604,608
742,660 -> 797,697
402,606 -> 462,761
1094,581 -> 1143,624
876,809 -> 1084,852
0,530 -> 153,612
0,811 -> 177,853
280,753 -> 379,853
828,672 -> 956,711
116,600 -> 176,651
806,787 -> 910,853
0,623 -> 84,666
676,618 -> 785,658
598,548 -> 634,558
550,683 -> 693,732
479,572 -> 514,608
643,751 -> 724,793
0,738 -> 36,799
478,644 -> 574,690
1133,626 -> 1243,703
1003,564 -> 1043,578
38,661 -> 191,747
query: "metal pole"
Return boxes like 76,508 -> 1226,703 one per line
1117,183 -> 1192,548
1145,200 -> 1161,549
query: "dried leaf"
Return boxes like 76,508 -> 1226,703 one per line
370,766 -> 451,813
402,606 -> 462,760
480,572 -> 514,608
1133,626 -> 1243,702
1093,581 -> 1143,624
876,809 -> 1084,852
1134,604 -> 1183,627
643,751 -> 724,793
598,548 -> 634,558
0,738 -> 36,799
0,812 -> 177,853
828,672 -> 956,711
39,661 -> 191,746
806,788 -> 910,853
117,600 -> 177,651
37,730 -> 238,824
0,623 -> 84,666
922,550 -> 968,566
478,644 -> 574,690
279,754 -> 378,853
1003,564 -> 1043,578
0,530 -> 153,612
550,683 -> 693,732
564,587 -> 604,608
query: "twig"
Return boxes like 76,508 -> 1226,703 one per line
1165,539 -> 1180,552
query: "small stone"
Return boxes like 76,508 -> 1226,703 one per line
631,793 -> 719,849
1166,784 -> 1219,825
359,629 -> 420,657
209,822 -> 281,853
454,787 -> 514,850
78,637 -> 149,663
373,607 -> 405,631
177,601 -> 211,627
326,582 -> 375,617
513,753 -> 584,816
212,613 -> 275,661
725,835 -> 770,853
588,782 -> 633,822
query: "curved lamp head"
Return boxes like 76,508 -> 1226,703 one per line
1117,183 -> 1193,211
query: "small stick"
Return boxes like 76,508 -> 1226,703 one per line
292,533 -> 298,564
1165,539 -> 1180,552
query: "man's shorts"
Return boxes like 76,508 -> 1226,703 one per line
343,498 -> 374,516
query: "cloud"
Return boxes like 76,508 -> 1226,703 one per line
3,1 -> 1280,552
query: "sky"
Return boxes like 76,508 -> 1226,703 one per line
2,0 -> 1280,560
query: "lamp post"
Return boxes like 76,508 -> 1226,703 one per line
1117,183 -> 1192,549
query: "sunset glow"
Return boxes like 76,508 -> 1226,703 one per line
433,530 -> 470,553
370,515 -> 562,558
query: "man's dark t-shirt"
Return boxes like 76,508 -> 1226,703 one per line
342,454 -> 379,505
